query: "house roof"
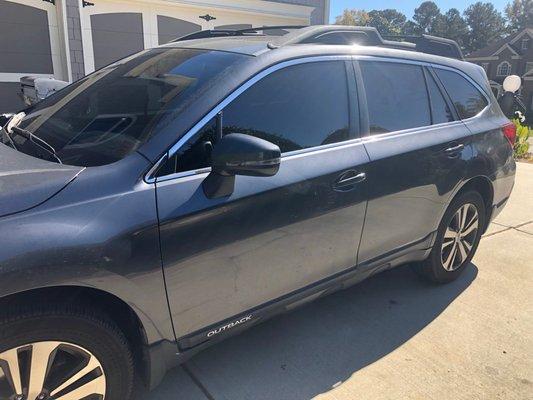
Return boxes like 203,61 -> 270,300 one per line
466,27 -> 532,58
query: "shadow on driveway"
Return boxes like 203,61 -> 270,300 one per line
144,263 -> 478,400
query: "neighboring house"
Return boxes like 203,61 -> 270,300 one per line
466,27 -> 533,121
0,0 -> 329,113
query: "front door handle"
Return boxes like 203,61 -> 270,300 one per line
333,170 -> 366,191
444,143 -> 465,157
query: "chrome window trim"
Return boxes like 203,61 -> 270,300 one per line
429,63 -> 491,120
145,55 -> 354,183
146,54 -> 492,184
153,137 -> 366,183
354,55 -> 491,130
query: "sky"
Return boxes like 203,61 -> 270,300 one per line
329,0 -> 509,22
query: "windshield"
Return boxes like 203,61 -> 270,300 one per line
1,48 -> 247,166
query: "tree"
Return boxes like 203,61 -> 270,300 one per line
413,1 -> 443,34
367,9 -> 407,36
441,8 -> 469,47
402,20 -> 419,35
505,0 -> 533,32
463,2 -> 506,52
335,9 -> 370,26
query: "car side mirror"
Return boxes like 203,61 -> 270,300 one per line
202,133 -> 281,199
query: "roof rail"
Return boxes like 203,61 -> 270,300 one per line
172,26 -> 307,42
173,25 -> 464,60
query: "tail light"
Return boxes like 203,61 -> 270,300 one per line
502,122 -> 516,147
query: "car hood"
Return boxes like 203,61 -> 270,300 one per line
0,143 -> 83,217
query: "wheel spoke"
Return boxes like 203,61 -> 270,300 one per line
461,215 -> 479,237
457,239 -> 468,263
28,342 -> 60,399
461,238 -> 472,252
459,205 -> 469,231
50,354 -> 102,397
443,242 -> 457,271
1,341 -> 106,400
442,238 -> 454,249
54,373 -> 106,400
444,227 -> 456,239
1,348 -> 23,395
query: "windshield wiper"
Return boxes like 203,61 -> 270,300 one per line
10,126 -> 63,164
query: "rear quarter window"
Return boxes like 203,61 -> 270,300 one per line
434,69 -> 488,120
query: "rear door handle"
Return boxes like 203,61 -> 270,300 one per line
333,170 -> 366,191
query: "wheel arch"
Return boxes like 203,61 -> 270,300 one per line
0,285 -> 176,389
448,175 -> 494,232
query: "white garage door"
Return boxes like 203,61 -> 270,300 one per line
0,0 -> 66,112
80,0 -> 310,74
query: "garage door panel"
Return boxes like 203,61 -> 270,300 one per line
157,15 -> 200,44
0,1 -> 53,74
91,13 -> 144,69
0,0 -> 54,25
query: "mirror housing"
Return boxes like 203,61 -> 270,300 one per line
202,133 -> 281,198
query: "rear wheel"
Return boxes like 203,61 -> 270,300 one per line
0,306 -> 134,400
416,190 -> 485,283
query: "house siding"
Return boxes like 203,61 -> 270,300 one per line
66,0 -> 85,81
264,0 -> 326,24
466,28 -> 533,123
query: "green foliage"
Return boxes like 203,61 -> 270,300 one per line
413,1 -> 443,34
333,0 -> 530,54
505,0 -> 533,32
512,119 -> 531,158
335,9 -> 369,26
463,2 -> 507,53
367,9 -> 407,36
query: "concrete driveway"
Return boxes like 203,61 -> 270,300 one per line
141,162 -> 532,400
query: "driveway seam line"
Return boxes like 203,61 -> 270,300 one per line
182,364 -> 216,400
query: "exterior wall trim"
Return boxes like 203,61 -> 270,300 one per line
492,43 -> 520,57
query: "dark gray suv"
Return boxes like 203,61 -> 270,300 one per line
0,26 -> 516,400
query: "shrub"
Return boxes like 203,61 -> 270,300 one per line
511,118 -> 531,159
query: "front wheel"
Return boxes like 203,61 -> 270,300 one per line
416,190 -> 486,283
0,306 -> 134,400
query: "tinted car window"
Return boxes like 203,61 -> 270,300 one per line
157,118 -> 217,176
5,49 -> 247,167
222,61 -> 350,153
360,61 -> 430,134
426,71 -> 454,124
434,69 -> 488,119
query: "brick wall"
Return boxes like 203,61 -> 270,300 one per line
264,0 -> 327,25
66,0 -> 85,81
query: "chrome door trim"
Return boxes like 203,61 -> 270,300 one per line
145,55 -> 354,183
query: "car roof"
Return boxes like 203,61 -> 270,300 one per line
159,35 -> 482,79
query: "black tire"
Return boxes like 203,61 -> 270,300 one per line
415,190 -> 486,283
0,305 -> 134,400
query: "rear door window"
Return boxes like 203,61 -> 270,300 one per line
360,61 -> 431,134
434,68 -> 488,119
425,71 -> 455,124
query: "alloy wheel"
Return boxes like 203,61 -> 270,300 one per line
0,341 -> 106,400
441,203 -> 479,271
